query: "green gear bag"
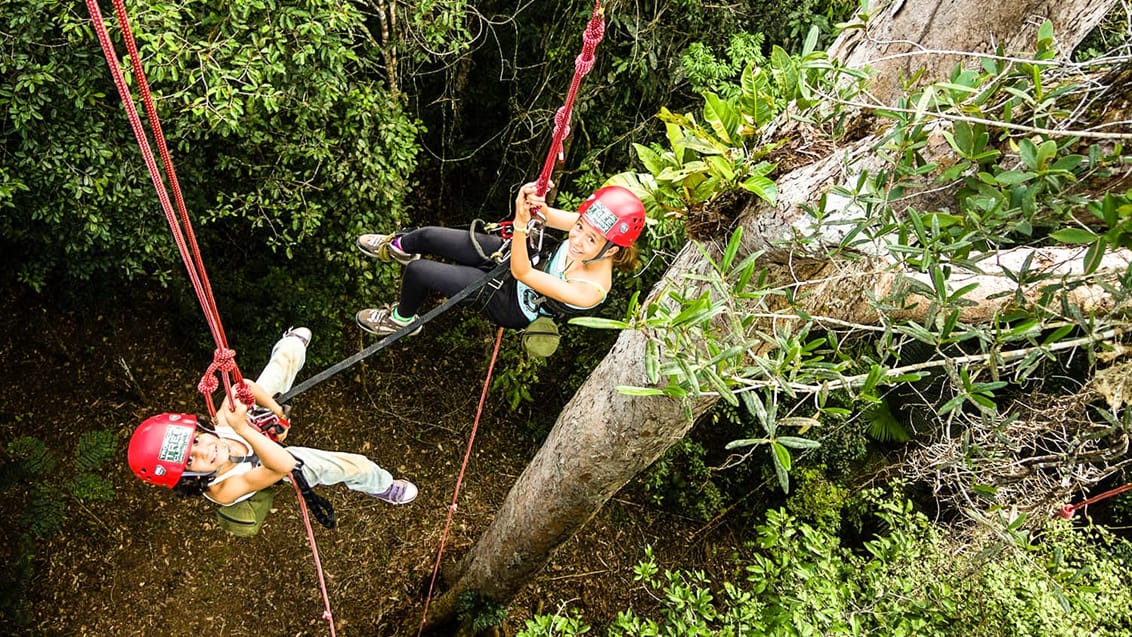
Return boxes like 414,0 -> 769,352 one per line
522,316 -> 560,358
216,488 -> 274,537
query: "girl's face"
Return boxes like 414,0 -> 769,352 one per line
184,432 -> 229,474
567,219 -> 616,262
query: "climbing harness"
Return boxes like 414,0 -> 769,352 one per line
1057,482 -> 1132,519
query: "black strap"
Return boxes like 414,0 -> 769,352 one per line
290,464 -> 336,529
276,260 -> 512,403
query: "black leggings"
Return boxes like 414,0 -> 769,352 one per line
397,227 -> 529,329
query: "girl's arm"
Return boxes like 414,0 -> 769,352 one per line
541,205 -> 579,232
510,184 -> 606,308
219,379 -> 285,419
207,401 -> 297,505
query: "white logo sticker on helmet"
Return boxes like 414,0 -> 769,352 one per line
582,201 -> 617,235
154,466 -> 166,476
159,425 -> 193,463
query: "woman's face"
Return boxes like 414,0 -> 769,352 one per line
184,432 -> 229,474
567,219 -> 611,262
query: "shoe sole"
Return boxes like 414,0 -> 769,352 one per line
355,313 -> 422,337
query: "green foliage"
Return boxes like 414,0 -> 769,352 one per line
641,439 -> 724,521
785,466 -> 848,534
862,400 -> 911,443
74,429 -> 118,473
2,429 -> 119,537
455,589 -> 509,633
517,610 -> 591,637
1,0 -> 421,303
541,494 -> 1132,636
5,436 -> 56,478
681,34 -> 766,97
614,37 -> 871,224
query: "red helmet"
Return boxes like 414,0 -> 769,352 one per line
128,413 -> 199,488
578,186 -> 645,247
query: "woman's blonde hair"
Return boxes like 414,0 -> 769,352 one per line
611,243 -> 640,272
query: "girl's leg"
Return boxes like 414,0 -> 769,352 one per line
399,227 -> 504,266
288,447 -> 393,495
254,330 -> 309,396
399,260 -> 494,316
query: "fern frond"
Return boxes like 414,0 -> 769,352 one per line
7,436 -> 57,477
67,472 -> 116,501
74,429 -> 118,472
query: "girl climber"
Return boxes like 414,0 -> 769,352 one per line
127,328 -> 418,510
354,182 -> 645,336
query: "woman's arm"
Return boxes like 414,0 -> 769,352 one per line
207,401 -> 297,505
510,185 -> 606,308
219,379 -> 285,419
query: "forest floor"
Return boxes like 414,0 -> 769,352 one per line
0,284 -> 748,637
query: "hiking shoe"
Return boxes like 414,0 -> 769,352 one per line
371,479 -> 418,505
355,306 -> 422,337
357,233 -> 420,265
282,326 -> 312,347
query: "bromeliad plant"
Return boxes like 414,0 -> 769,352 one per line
610,27 -> 869,237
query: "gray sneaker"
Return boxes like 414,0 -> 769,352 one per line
371,479 -> 418,505
355,306 -> 421,337
357,233 -> 419,265
281,326 -> 311,347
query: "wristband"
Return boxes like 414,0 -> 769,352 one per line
513,226 -> 529,236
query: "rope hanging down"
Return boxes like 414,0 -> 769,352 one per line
417,3 -> 607,634
417,328 -> 506,637
85,3 -> 335,633
85,0 -> 250,417
1057,482 -> 1132,519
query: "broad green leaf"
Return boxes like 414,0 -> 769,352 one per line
776,436 -> 821,450
1049,228 -> 1097,244
741,175 -> 778,204
568,317 -> 631,330
615,386 -> 665,396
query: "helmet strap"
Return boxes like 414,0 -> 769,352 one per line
583,240 -> 616,265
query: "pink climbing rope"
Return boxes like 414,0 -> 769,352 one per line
85,0 -> 251,418
417,327 -> 506,636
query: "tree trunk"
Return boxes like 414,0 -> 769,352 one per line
423,0 -> 1118,626
828,0 -> 1115,105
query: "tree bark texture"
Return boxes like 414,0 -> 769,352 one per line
828,0 -> 1116,105
425,0 -> 1119,625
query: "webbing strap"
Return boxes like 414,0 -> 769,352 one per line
276,261 -> 511,403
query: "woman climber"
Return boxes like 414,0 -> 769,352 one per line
354,182 -> 645,336
127,328 -> 418,509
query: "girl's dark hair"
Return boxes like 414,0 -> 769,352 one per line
172,473 -> 212,498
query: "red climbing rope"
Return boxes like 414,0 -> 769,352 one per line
85,0 -> 251,417
86,3 -> 336,631
416,7 -> 606,630
533,1 -> 606,202
1056,482 -> 1132,519
417,328 -> 505,636
292,479 -> 338,637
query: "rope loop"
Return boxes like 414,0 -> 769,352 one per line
212,347 -> 238,372
575,52 -> 595,75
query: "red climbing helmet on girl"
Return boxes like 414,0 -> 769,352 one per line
578,185 -> 645,247
127,413 -> 199,488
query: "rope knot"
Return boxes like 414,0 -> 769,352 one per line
212,347 -> 238,371
234,381 -> 256,407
